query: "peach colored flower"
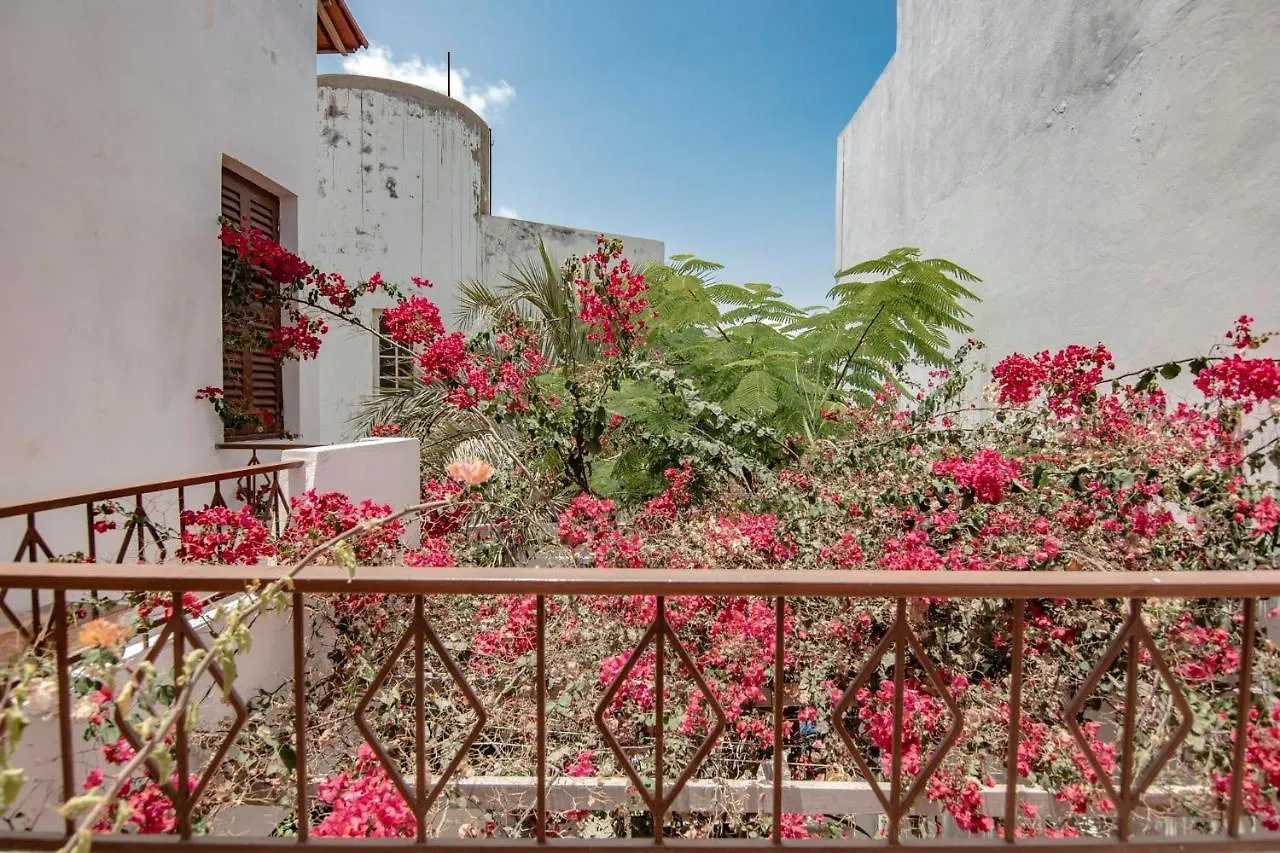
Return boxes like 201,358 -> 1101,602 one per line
78,618 -> 131,650
446,457 -> 495,487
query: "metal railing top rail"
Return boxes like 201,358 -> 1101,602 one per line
3,835 -> 1279,852
0,564 -> 1278,597
0,460 -> 303,518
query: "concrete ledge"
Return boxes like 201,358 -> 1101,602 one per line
282,437 -> 422,547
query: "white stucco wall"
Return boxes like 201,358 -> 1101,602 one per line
836,0 -> 1280,378
312,76 -> 666,443
9,601 -> 299,832
481,215 -> 666,277
0,1 -> 318,504
312,75 -> 490,442
282,437 -> 422,545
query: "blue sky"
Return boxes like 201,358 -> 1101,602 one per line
318,1 -> 897,305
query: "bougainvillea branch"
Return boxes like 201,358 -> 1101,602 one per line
58,495 -> 455,852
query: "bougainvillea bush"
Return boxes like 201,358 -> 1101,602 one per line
34,225 -> 1280,843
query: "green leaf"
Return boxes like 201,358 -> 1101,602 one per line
153,750 -> 174,784
1159,362 -> 1182,380
1031,463 -> 1048,489
69,829 -> 93,853
725,370 -> 778,416
59,793 -> 103,819
0,768 -> 23,812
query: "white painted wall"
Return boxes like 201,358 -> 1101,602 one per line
282,437 -> 422,545
836,0 -> 1280,379
312,76 -> 666,443
312,75 -> 489,442
481,215 -> 666,278
10,601 -> 298,832
0,1 -> 318,505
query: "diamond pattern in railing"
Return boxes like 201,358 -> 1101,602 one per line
353,599 -> 487,820
830,608 -> 963,823
1064,604 -> 1193,812
114,614 -> 248,815
594,613 -> 727,817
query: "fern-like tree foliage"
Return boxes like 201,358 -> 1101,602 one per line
643,246 -> 980,437
824,247 -> 980,394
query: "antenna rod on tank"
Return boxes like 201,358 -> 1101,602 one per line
447,51 -> 451,97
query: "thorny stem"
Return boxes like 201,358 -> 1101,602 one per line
278,294 -> 406,355
58,498 -> 452,852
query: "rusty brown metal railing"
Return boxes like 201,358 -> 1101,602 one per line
0,461 -> 301,643
0,565 -> 1276,849
215,441 -> 320,467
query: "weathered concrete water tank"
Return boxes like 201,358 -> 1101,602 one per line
311,74 -> 490,440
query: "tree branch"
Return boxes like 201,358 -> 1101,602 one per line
831,303 -> 886,393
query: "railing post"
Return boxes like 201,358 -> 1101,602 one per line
53,591 -> 74,839
771,595 -> 785,844
889,597 -> 907,844
536,594 -> 547,843
134,495 -> 146,562
174,592 -> 192,840
414,594 -> 427,843
293,592 -> 310,841
1004,599 -> 1025,843
653,595 -> 666,843
1229,597 -> 1257,838
1117,598 -> 1142,841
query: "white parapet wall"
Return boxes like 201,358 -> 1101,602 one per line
481,214 -> 666,276
282,437 -> 422,547
310,74 -> 666,445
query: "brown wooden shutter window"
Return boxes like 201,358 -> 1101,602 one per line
221,169 -> 284,439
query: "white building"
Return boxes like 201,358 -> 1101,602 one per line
836,0 -> 1280,376
0,0 -> 367,505
0,2 -> 663,507
310,75 -> 664,443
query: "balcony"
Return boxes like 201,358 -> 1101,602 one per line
0,444 -> 1277,850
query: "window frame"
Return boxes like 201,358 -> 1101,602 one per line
372,308 -> 418,394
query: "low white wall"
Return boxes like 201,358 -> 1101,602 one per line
481,215 -> 666,278
10,601 -> 298,832
283,437 -> 422,547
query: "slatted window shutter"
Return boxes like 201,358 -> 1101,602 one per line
221,169 -> 284,438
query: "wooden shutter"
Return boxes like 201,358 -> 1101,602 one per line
221,169 -> 284,438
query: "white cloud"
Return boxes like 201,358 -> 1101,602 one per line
495,206 -> 520,219
341,43 -> 516,119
